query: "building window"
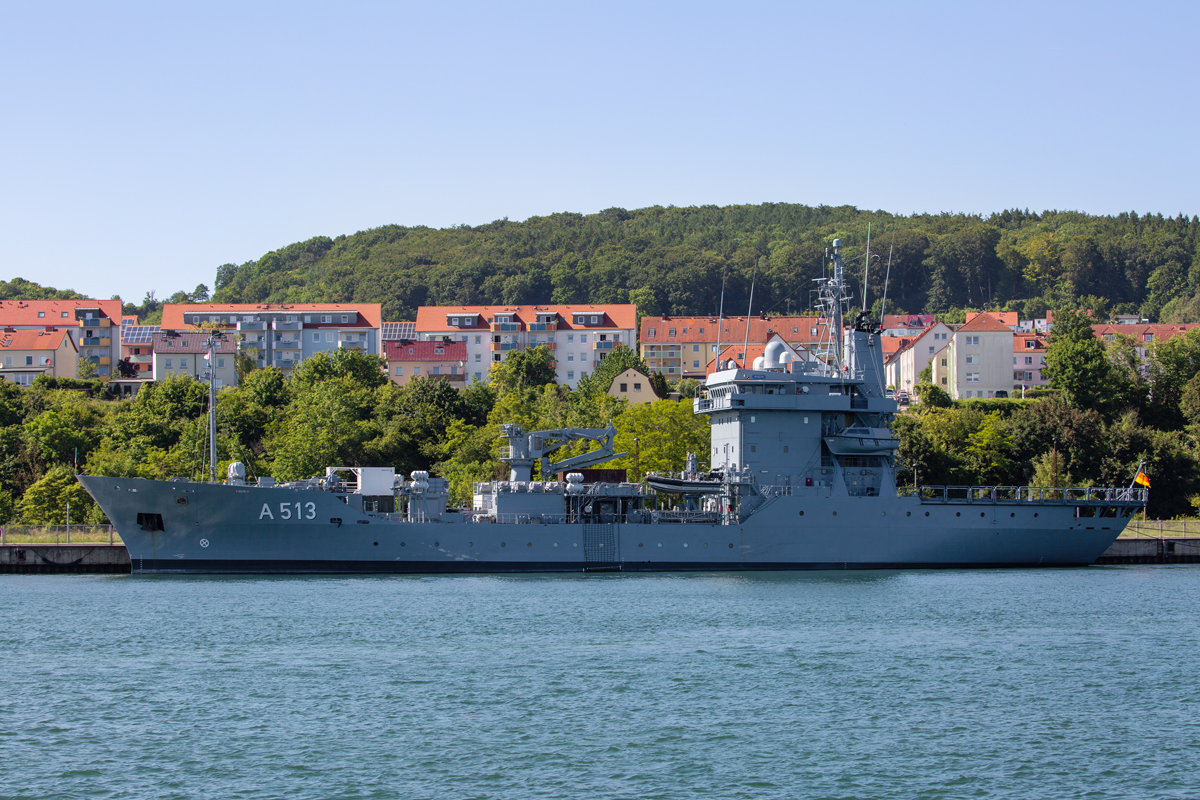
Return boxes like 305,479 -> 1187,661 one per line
811,327 -> 818,336
474,335 -> 481,344
1024,356 -> 1033,365
1144,334 -> 1153,342
1026,340 -> 1036,349
693,361 -> 700,368
395,366 -> 403,376
669,328 -> 676,337
312,332 -> 320,342
941,377 -> 948,385
475,353 -> 481,362
692,344 -> 699,353
217,358 -> 225,368
474,372 -> 481,380
966,372 -> 980,383
61,311 -> 68,318
321,315 -> 332,323
965,355 -> 978,365
434,347 -> 444,355
568,354 -> 574,361
580,335 -> 587,344
432,367 -> 440,375
965,335 -> 979,346
620,383 -> 628,392
37,311 -> 45,318
165,359 -> 173,368
648,328 -> 655,337
180,359 -> 188,368
450,317 -> 459,326
929,346 -> 935,354
413,367 -> 420,375
567,371 -> 575,380
326,332 -> 334,342
591,316 -> 598,324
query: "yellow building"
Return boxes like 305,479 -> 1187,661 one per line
607,368 -> 658,404
0,329 -> 79,385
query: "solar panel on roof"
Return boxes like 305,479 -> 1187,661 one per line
382,322 -> 415,340
121,324 -> 161,344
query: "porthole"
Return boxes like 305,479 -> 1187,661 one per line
400,542 -> 406,546
573,542 -> 578,547
799,510 -> 804,516
956,512 -> 961,517
882,512 -> 886,517
658,543 -> 663,548
925,512 -> 929,517
728,543 -> 734,548
434,541 -> 439,547
704,543 -> 708,547
906,511 -> 911,516
527,542 -> 532,547
833,511 -> 837,516
373,541 -> 378,546
980,512 -> 985,518
1010,513 -> 1015,518
1034,513 -> 1039,518
468,542 -> 473,547
501,542 -> 506,547
553,543 -> 558,547
683,543 -> 688,548
638,543 -> 644,548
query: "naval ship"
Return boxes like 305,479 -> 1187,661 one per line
78,241 -> 1146,574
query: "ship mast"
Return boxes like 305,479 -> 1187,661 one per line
204,328 -> 226,483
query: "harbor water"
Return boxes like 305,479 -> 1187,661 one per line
3,567 -> 1199,799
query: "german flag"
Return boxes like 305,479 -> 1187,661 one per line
1135,471 -> 1151,488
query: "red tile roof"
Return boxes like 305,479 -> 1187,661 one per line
882,314 -> 937,329
0,329 -> 74,351
957,312 -> 1014,333
0,299 -> 122,325
384,341 -> 468,361
1091,323 -> 1200,342
161,303 -> 382,329
414,304 -> 636,332
640,315 -> 829,344
966,311 -> 1018,326
1014,333 -> 1047,352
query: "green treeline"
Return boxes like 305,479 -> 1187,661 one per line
0,346 -> 707,524
205,204 -> 1200,324
896,311 -> 1200,519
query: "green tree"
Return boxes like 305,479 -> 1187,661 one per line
964,412 -> 1016,485
489,345 -> 557,393
76,358 -> 98,379
17,465 -> 95,524
915,383 -> 952,408
610,399 -> 709,480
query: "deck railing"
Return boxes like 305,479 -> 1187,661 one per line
898,486 -> 1147,505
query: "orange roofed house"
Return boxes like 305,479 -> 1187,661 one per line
640,315 -> 834,379
0,329 -> 79,385
0,299 -> 121,378
160,303 -> 382,378
385,341 -> 468,386
413,305 -> 636,388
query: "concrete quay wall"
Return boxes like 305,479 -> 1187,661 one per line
1095,537 -> 1200,564
0,545 -> 131,573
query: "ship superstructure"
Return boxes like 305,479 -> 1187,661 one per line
78,241 -> 1147,574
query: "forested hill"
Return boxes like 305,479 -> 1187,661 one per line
210,204 -> 1200,324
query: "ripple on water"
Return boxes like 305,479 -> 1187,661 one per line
2,568 -> 1200,799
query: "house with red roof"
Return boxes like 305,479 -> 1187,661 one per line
1013,331 -> 1049,390
884,322 -> 955,396
945,312 -> 1015,399
384,340 -> 468,386
0,328 -> 79,385
640,315 -> 833,379
0,299 -> 121,378
413,304 -> 636,388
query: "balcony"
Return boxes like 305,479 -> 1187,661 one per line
491,323 -> 524,332
78,317 -> 110,327
275,358 -> 296,369
272,321 -> 302,331
490,342 -> 521,352
237,321 -> 267,331
592,341 -> 623,351
82,337 -> 103,346
430,372 -> 466,382
338,340 -> 365,350
275,340 -> 302,351
527,323 -> 557,332
129,354 -> 153,364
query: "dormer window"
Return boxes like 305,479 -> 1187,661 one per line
342,315 -> 350,323
450,317 -> 459,326
38,312 -> 45,318
591,316 -> 599,324
648,328 -> 656,337
61,312 -> 68,318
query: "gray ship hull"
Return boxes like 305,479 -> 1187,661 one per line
79,476 -> 1132,574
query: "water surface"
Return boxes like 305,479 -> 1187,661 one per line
2,568 -> 1198,799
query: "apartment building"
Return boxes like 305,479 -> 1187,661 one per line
152,332 -> 239,387
0,299 -> 122,377
1013,332 -> 1049,390
881,314 -> 938,337
385,341 -> 468,386
640,315 -> 832,378
0,329 -> 79,385
161,303 -> 382,379
412,305 -> 636,388
944,313 -> 1014,398
1092,323 -> 1200,357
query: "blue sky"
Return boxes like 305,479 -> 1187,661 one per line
2,0 -> 1196,303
